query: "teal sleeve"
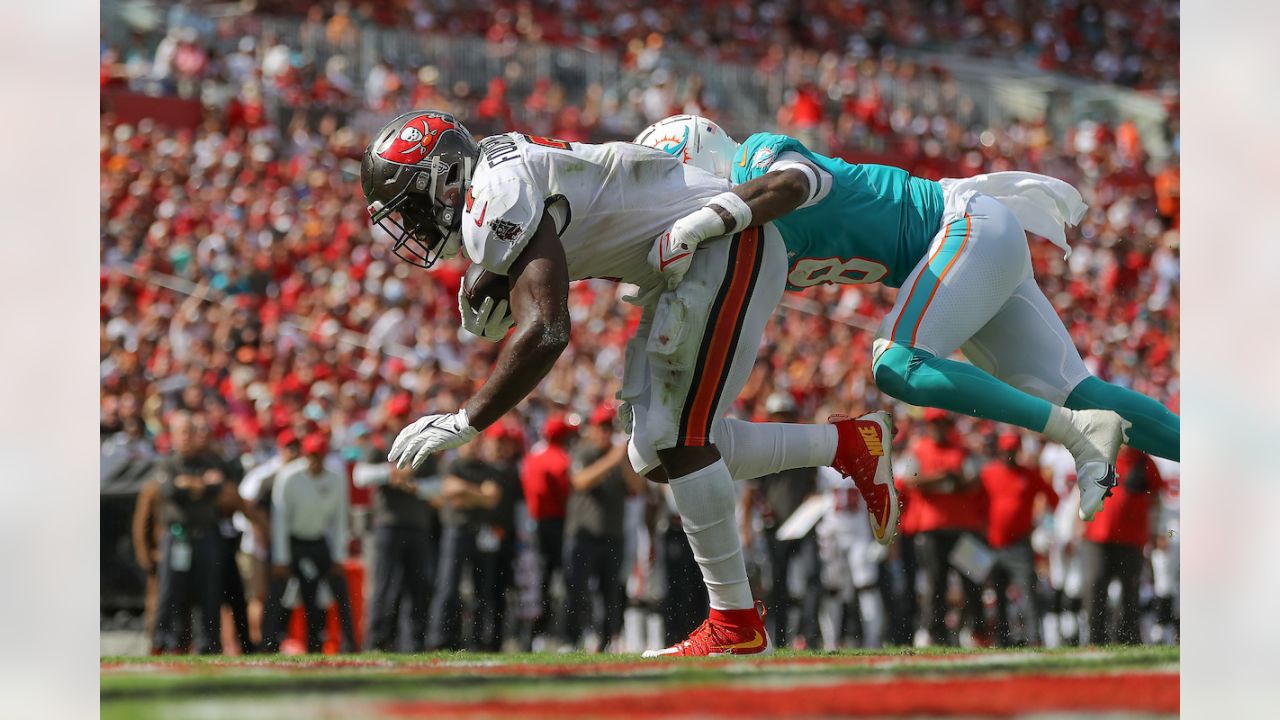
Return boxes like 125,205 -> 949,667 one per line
730,133 -> 817,185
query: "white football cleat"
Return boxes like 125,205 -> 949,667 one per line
1077,462 -> 1118,522
1065,409 -> 1131,521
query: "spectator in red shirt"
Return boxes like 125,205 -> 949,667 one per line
518,413 -> 578,647
475,77 -> 514,129
899,409 -> 988,646
1081,447 -> 1164,645
981,433 -> 1058,646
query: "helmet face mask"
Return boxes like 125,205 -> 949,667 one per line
362,111 -> 478,269
369,195 -> 455,268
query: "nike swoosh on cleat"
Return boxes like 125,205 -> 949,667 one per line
721,630 -> 765,652
472,202 -> 488,227
877,502 -> 892,539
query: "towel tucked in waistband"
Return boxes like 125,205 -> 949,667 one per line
938,171 -> 1088,258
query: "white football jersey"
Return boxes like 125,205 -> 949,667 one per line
459,133 -> 731,286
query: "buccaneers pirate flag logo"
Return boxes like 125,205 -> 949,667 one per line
375,112 -> 459,166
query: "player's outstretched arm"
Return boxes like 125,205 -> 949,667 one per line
650,169 -> 811,287
463,209 -> 571,429
720,168 -> 811,228
388,210 -> 570,470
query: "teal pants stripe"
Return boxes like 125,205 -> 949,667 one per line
890,215 -> 970,346
874,345 -> 1052,432
1065,376 -> 1180,461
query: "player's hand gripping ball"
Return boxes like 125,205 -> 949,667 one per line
459,263 -> 515,341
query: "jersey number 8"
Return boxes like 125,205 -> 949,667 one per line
788,256 -> 888,287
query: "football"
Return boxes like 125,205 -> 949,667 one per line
460,262 -> 510,312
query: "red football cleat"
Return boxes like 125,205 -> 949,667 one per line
642,601 -> 771,657
830,411 -> 900,546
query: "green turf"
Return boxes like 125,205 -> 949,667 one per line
102,644 -> 1179,720
103,644 -> 1178,668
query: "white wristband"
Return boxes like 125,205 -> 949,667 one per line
679,206 -> 726,244
706,191 -> 753,235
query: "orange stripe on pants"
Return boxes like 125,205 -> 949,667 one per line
908,216 -> 972,346
681,228 -> 760,445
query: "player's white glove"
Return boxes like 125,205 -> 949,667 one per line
458,291 -> 515,342
649,193 -> 752,289
388,410 -> 479,469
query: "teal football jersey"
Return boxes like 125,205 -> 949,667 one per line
730,133 -> 945,289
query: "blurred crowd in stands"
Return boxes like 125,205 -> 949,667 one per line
101,1 -> 1179,653
238,0 -> 1180,91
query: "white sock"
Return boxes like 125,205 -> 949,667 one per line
1042,405 -> 1077,446
711,418 -> 838,481
667,459 -> 754,610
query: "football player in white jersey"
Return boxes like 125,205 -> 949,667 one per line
360,111 -> 894,656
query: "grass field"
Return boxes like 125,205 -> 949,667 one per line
101,645 -> 1178,718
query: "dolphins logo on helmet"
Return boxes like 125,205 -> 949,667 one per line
650,126 -> 691,163
634,115 -> 739,179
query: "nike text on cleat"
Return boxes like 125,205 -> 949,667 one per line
830,411 -> 900,546
642,601 -> 771,657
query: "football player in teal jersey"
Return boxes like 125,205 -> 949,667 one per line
635,115 -> 1179,522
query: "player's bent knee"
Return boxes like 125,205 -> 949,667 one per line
645,467 -> 670,484
873,344 -> 940,407
872,344 -> 917,400
656,444 -> 722,480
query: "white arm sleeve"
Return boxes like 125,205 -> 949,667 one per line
768,151 -> 833,209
